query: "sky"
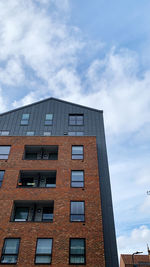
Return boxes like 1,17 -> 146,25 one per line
0,0 -> 150,259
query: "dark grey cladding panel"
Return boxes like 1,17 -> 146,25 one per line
0,98 -> 118,267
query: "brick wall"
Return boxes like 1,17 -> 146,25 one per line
0,136 -> 105,267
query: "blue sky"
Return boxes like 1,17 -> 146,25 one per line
0,0 -> 150,257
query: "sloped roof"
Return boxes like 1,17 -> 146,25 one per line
121,254 -> 150,264
0,97 -> 103,116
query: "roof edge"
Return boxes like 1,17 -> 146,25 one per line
0,97 -> 103,116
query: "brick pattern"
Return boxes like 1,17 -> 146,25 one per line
0,136 -> 105,267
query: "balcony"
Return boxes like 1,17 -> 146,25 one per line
24,146 -> 58,160
11,201 -> 54,222
18,171 -> 56,188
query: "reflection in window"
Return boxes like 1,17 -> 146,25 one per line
21,114 -> 30,125
68,132 -> 84,136
71,171 -> 84,188
0,131 -> 9,136
70,239 -> 85,264
14,207 -> 29,221
45,114 -> 53,125
44,132 -> 51,136
26,131 -> 34,136
72,146 -> 83,160
0,146 -> 11,159
35,239 -> 53,264
0,238 -> 20,264
70,201 -> 85,222
0,170 -> 5,187
69,115 -> 84,125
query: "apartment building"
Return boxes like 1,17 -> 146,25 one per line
0,97 -> 118,267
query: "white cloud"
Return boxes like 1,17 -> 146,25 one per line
0,58 -> 24,85
117,225 -> 150,255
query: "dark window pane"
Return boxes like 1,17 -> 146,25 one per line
42,207 -> 53,221
36,239 -> 52,254
15,207 -> 29,221
70,239 -> 85,255
70,255 -> 85,264
46,177 -> 56,188
35,255 -> 51,264
25,153 -> 37,159
0,171 -> 5,181
1,255 -> 17,264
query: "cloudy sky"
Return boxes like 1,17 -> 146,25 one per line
0,0 -> 150,258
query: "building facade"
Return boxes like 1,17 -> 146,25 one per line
0,98 -> 118,267
120,254 -> 150,267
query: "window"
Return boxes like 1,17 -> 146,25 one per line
24,146 -> 58,160
35,238 -> 52,264
12,201 -> 54,222
69,114 -> 84,125
0,131 -> 9,136
18,171 -> 56,188
0,238 -> 20,264
26,131 -> 34,136
14,207 -> 29,221
69,239 -> 85,265
68,132 -> 84,136
0,146 -> 11,159
21,114 -> 30,125
72,146 -> 83,160
71,171 -> 84,188
45,114 -> 53,125
70,201 -> 85,222
44,132 -> 51,136
0,171 -> 5,187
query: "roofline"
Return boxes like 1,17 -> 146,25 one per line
0,97 -> 103,116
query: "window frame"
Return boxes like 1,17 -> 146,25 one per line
26,131 -> 34,136
20,113 -> 30,125
70,201 -> 85,222
68,114 -> 84,126
69,238 -> 86,265
14,207 -> 29,222
0,131 -> 9,136
0,170 -> 5,188
44,114 -> 53,126
35,238 -> 53,265
0,146 -> 11,160
68,132 -> 84,136
0,238 -> 20,265
17,170 -> 56,188
24,145 -> 58,160
71,170 -> 84,188
71,146 -> 84,160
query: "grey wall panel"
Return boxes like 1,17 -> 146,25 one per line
0,97 -> 118,267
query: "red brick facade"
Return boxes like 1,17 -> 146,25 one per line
0,136 -> 105,267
